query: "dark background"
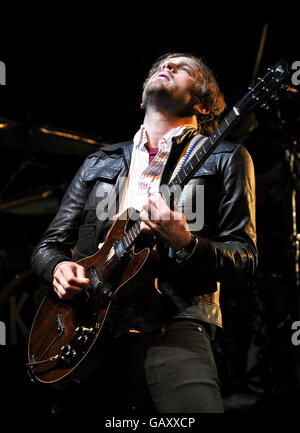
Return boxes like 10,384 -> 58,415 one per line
0,15 -> 300,413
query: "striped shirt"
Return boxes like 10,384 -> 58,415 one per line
120,124 -> 197,213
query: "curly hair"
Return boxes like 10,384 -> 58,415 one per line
143,52 -> 226,136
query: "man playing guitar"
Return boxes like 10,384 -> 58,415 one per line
31,52 -> 258,413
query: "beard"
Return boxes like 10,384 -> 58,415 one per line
142,78 -> 196,117
142,78 -> 173,109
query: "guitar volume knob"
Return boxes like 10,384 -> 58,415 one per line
76,326 -> 95,335
77,334 -> 89,346
60,344 -> 77,360
61,344 -> 71,354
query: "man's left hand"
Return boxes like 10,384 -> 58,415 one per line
140,193 -> 192,251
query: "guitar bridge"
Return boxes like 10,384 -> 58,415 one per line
54,314 -> 64,337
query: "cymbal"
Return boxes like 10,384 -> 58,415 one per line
28,125 -> 110,155
0,118 -> 20,130
0,188 -> 60,216
0,118 -> 111,155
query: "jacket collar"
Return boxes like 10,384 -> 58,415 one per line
87,129 -> 236,173
86,128 -> 197,172
88,140 -> 133,170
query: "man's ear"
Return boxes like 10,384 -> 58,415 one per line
140,102 -> 145,109
194,104 -> 210,115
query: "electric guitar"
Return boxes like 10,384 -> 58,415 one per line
27,60 -> 290,388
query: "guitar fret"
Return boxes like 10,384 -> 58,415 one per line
123,235 -> 129,249
132,224 -> 138,237
127,229 -> 134,244
121,219 -> 142,250
185,162 -> 192,174
133,221 -> 140,237
177,171 -> 183,183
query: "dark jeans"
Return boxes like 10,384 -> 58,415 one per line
52,320 -> 223,413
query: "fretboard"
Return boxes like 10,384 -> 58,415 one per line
122,218 -> 142,249
168,107 -> 240,191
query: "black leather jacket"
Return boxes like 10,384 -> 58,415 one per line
31,130 -> 258,332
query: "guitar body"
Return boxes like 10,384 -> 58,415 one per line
27,208 -> 150,388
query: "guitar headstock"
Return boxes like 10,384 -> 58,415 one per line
236,60 -> 290,113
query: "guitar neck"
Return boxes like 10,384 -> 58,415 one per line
168,106 -> 241,192
122,218 -> 142,249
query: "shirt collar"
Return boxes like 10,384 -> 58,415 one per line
133,124 -> 197,151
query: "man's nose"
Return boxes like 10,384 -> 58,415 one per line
161,61 -> 177,72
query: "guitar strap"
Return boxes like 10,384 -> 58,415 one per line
170,134 -> 208,182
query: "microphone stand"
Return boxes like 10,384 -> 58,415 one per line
277,102 -> 300,389
286,141 -> 300,289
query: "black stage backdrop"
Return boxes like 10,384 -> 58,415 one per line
0,14 -> 300,414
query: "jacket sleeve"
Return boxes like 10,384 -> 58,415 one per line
31,158 -> 91,286
177,144 -> 258,286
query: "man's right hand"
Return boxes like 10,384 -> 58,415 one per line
53,261 -> 90,300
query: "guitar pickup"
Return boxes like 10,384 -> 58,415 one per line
89,268 -> 104,292
114,239 -> 128,260
89,269 -> 113,299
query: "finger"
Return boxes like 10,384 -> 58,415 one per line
53,273 -> 84,296
53,280 -> 67,299
140,221 -> 152,232
74,264 -> 90,282
173,209 -> 186,222
139,207 -> 155,231
140,207 -> 154,226
148,195 -> 158,209
140,207 -> 149,223
149,193 -> 164,209
149,194 -> 171,221
60,266 -> 89,288
141,196 -> 160,222
148,198 -> 159,221
55,278 -> 83,299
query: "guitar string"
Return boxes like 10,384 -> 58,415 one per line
94,218 -> 142,274
35,334 -> 62,362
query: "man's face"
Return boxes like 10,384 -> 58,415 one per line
142,56 -> 201,113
